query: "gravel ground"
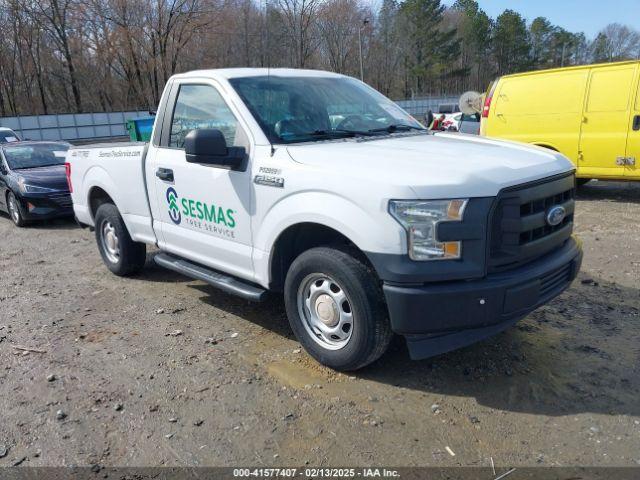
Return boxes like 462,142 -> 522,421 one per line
0,180 -> 639,468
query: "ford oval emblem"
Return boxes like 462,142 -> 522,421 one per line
546,205 -> 566,226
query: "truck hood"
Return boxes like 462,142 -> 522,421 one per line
285,132 -> 574,199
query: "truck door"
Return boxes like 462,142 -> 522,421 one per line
625,68 -> 640,178
579,64 -> 637,179
148,81 -> 254,281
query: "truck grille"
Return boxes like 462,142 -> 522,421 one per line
488,173 -> 575,273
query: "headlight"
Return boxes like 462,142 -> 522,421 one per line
18,178 -> 58,194
389,199 -> 468,261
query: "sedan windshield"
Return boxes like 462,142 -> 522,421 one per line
3,143 -> 70,170
229,76 -> 425,144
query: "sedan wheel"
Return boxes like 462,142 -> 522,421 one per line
7,192 -> 26,227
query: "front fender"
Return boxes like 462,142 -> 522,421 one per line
253,191 -> 404,286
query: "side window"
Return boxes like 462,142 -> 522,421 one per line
169,84 -> 240,149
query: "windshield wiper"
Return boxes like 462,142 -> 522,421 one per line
282,130 -> 361,142
368,124 -> 426,134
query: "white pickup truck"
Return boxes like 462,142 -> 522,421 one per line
67,69 -> 582,370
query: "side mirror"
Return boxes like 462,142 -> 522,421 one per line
184,129 -> 245,170
0,164 -> 7,175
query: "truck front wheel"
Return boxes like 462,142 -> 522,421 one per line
284,247 -> 392,371
94,203 -> 146,276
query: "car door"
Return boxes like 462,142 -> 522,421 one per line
148,80 -> 255,281
579,63 -> 637,179
624,67 -> 640,178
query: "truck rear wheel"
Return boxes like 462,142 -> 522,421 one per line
94,203 -> 146,276
284,247 -> 392,371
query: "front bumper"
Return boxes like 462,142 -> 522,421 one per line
18,192 -> 74,220
383,236 -> 582,360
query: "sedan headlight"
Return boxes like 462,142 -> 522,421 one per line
18,178 -> 58,194
389,199 -> 468,261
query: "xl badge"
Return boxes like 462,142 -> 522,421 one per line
546,205 -> 566,226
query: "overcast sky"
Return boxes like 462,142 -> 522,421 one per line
440,0 -> 640,38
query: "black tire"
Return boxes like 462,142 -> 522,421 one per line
94,203 -> 146,276
7,191 -> 27,227
577,178 -> 591,187
284,247 -> 392,371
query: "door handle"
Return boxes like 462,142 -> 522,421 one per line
155,168 -> 174,182
633,115 -> 640,131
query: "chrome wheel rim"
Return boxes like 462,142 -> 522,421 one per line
100,220 -> 120,264
8,195 -> 19,223
297,274 -> 354,350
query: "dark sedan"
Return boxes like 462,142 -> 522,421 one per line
0,141 -> 73,227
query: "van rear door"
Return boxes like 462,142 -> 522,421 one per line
579,63 -> 638,179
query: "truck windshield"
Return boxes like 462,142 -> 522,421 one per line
229,76 -> 425,144
2,143 -> 69,170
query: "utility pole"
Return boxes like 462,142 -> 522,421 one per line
358,19 -> 370,81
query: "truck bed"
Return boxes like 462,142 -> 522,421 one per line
68,142 -> 157,245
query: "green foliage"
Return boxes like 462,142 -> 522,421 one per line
591,33 -> 609,62
399,0 -> 460,92
493,9 -> 531,75
453,0 -> 492,57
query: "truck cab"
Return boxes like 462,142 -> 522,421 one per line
68,69 -> 582,370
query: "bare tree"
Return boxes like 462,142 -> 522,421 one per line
20,0 -> 84,112
594,23 -> 640,61
316,0 -> 365,74
2,0 -> 640,117
274,0 -> 321,67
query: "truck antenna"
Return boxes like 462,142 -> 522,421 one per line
265,0 -> 275,157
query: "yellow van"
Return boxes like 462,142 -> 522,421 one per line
480,60 -> 640,184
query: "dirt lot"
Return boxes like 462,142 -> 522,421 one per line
0,180 -> 639,469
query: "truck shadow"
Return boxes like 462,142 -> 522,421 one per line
577,180 -> 640,204
129,253 -> 639,417
360,274 -> 640,417
191,272 -> 639,418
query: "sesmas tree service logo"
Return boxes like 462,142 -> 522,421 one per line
166,187 -> 181,225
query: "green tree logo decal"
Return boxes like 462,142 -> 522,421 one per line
166,187 -> 181,224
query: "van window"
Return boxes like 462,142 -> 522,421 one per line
587,66 -> 636,113
169,84 -> 239,148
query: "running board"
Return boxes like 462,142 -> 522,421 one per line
154,253 -> 267,302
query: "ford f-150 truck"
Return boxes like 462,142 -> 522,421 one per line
67,68 -> 583,371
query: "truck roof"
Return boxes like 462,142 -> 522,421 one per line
172,68 -> 345,81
